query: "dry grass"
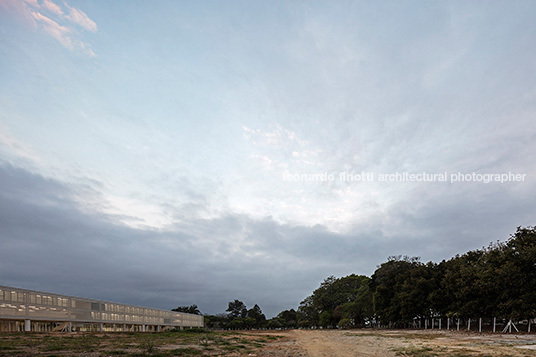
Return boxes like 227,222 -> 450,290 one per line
0,329 -> 285,356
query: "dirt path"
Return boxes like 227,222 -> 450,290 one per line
292,329 -> 396,357
258,329 -> 536,356
259,329 -> 397,356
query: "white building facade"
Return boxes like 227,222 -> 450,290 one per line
0,285 -> 204,332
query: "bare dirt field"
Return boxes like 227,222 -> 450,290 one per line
1,329 -> 536,356
258,329 -> 536,357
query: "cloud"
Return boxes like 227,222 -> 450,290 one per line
64,3 -> 97,32
100,194 -> 174,230
30,10 -> 72,47
0,0 -> 37,25
0,126 -> 41,164
0,162 -> 331,316
3,0 -> 97,56
0,163 -> 392,315
243,124 -> 308,148
1,158 -> 534,317
41,0 -> 63,16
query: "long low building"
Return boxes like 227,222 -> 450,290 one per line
0,285 -> 204,332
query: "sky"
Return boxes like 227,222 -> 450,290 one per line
0,0 -> 535,318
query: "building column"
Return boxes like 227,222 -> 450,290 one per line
24,319 -> 31,332
142,324 -> 146,332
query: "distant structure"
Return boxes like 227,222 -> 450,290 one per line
0,285 -> 203,332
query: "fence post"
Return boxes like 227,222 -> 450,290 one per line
493,317 -> 496,333
479,318 -> 482,332
447,317 -> 450,330
468,318 -> 471,331
457,318 -> 460,331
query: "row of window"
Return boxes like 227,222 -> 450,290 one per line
30,295 -> 71,307
1,305 -> 181,324
0,290 -> 71,307
102,303 -> 176,317
0,287 -> 202,326
90,312 -> 168,323
0,290 -> 24,303
1,303 -> 187,323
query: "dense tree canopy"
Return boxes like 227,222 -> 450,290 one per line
297,274 -> 372,328
294,226 -> 536,328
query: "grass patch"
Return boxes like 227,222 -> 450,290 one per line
169,347 -> 203,356
42,340 -> 67,352
223,344 -> 248,352
0,346 -> 18,351
400,333 -> 442,340
393,346 -> 438,357
265,335 -> 282,340
254,338 -> 270,343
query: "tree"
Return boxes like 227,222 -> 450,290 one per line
229,317 -> 245,330
204,313 -> 228,329
338,318 -> 352,328
277,309 -> 298,328
298,274 -> 372,328
339,281 -> 373,327
244,317 -> 256,329
172,304 -> 201,315
247,304 -> 267,327
497,226 -> 536,319
319,311 -> 332,328
226,299 -> 247,319
267,317 -> 284,329
297,296 -> 318,327
370,256 -> 424,325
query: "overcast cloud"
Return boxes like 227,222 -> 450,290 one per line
1,0 -> 535,317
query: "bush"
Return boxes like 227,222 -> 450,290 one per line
338,318 -> 352,329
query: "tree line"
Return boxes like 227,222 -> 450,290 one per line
295,226 -> 536,328
175,226 -> 535,329
174,300 -> 269,329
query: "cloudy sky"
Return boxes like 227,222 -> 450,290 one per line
1,0 -> 535,318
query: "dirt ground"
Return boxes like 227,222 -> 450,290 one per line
258,329 -> 536,356
1,329 -> 536,356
